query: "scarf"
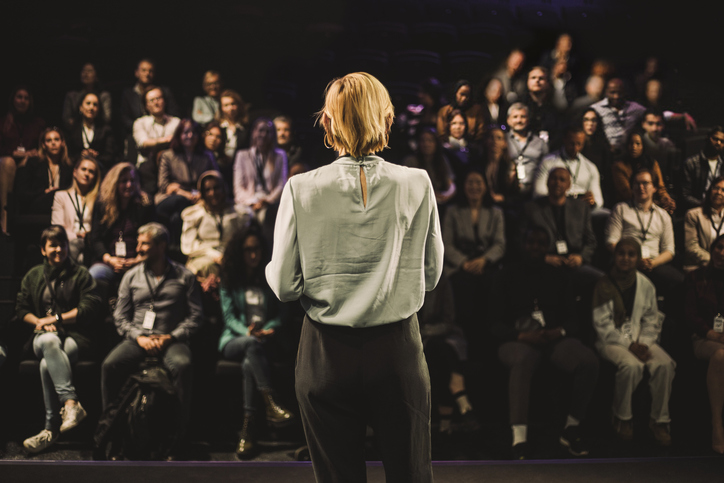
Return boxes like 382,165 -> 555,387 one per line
593,267 -> 637,328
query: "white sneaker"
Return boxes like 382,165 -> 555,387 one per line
23,429 -> 59,453
60,402 -> 87,433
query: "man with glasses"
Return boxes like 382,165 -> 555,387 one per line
682,126 -> 724,210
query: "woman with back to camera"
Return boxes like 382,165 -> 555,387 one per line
266,72 -> 443,482
51,155 -> 101,264
218,223 -> 294,458
16,225 -> 101,453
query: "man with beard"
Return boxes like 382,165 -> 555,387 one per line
506,103 -> 548,197
681,126 -> 724,210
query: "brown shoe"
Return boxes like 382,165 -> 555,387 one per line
612,415 -> 633,441
649,419 -> 672,447
236,414 -> 257,459
261,389 -> 295,427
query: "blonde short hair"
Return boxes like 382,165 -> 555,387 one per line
316,72 -> 394,158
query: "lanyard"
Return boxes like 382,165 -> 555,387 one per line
634,204 -> 654,241
68,190 -> 87,231
712,212 -> 724,238
48,163 -> 59,189
214,212 -> 224,241
511,133 -> 532,161
563,153 -> 582,185
81,125 -> 94,148
255,152 -> 268,191
143,263 -> 170,312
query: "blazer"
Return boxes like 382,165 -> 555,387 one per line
66,122 -> 115,169
13,156 -> 73,214
523,196 -> 597,264
682,152 -> 722,210
442,203 -> 505,273
233,147 -> 288,208
684,207 -> 722,271
155,150 -> 218,205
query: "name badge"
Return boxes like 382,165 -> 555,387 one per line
621,318 -> 633,339
516,164 -> 526,180
539,130 -> 549,144
556,240 -> 569,255
714,314 -> 724,333
531,310 -> 546,327
115,241 -> 127,258
142,309 -> 156,330
641,246 -> 651,259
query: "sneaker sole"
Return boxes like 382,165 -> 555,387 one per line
559,436 -> 589,456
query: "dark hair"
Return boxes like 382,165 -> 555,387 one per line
623,129 -> 655,170
708,126 -> 724,138
75,91 -> 106,128
643,108 -> 664,122
564,126 -> 585,138
170,118 -> 204,154
451,80 -> 472,109
204,120 -> 228,152
460,169 -> 494,207
446,108 -> 468,138
703,176 -> 724,218
143,85 -> 162,103
219,222 -> 268,290
629,167 -> 659,193
420,77 -> 444,111
40,225 -> 69,247
415,127 -> 452,194
250,117 -> 277,151
8,85 -> 34,117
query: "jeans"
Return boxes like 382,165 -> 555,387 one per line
33,332 -> 79,431
222,335 -> 272,414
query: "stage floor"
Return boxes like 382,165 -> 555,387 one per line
1,457 -> 723,483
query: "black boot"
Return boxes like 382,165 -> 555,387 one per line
260,389 -> 294,427
236,413 -> 257,459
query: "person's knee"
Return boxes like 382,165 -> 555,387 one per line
0,156 -> 16,175
35,332 -> 62,352
710,348 -> 724,367
618,358 -> 645,379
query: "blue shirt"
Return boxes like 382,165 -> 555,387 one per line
266,155 -> 444,327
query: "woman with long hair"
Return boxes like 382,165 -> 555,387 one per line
217,89 -> 249,158
481,127 -> 517,205
181,171 -> 248,295
218,223 -> 294,458
437,79 -> 485,141
203,120 -> 231,190
0,86 -> 46,234
685,176 -> 724,272
88,162 -> 154,292
611,130 -> 675,213
155,118 -> 218,242
402,128 -> 456,212
66,92 -> 115,169
685,234 -> 724,454
16,225 -> 101,453
593,237 -> 675,446
14,127 -> 74,215
580,108 -> 613,206
51,155 -> 101,264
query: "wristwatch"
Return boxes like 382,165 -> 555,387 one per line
55,313 -> 63,323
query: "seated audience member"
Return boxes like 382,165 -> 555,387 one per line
533,128 -> 605,212
191,70 -> 221,125
273,115 -> 303,168
418,275 -> 479,439
539,33 -> 576,73
88,163 -> 155,294
684,177 -> 724,272
1,86 -> 46,234
591,78 -> 646,155
16,225 -> 101,453
580,108 -> 613,205
520,66 -> 561,145
233,117 -> 288,224
218,89 -> 249,159
396,77 -> 444,153
491,49 -> 526,104
549,60 -> 576,112
120,59 -> 180,135
14,127 -> 74,216
480,77 -> 508,127
523,167 -> 602,291
506,103 -> 548,197
489,226 -> 599,459
132,86 -> 181,195
569,75 -> 605,119
685,234 -> 724,454
682,126 -> 724,211
202,121 -> 232,192
181,171 -> 248,295
443,170 -> 505,324
640,109 -> 678,191
155,119 -> 218,242
612,131 -> 676,214
66,92 -> 115,170
606,168 -> 684,311
51,156 -> 101,264
593,238 -> 675,446
482,127 -> 517,205
62,63 -> 111,131
640,78 -> 697,131
402,128 -> 456,211
442,109 -> 482,180
101,223 -> 202,457
437,80 -> 485,142
218,224 -> 294,458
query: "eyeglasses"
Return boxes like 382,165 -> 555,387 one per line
582,117 -> 598,123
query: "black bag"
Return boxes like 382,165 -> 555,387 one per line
93,358 -> 180,460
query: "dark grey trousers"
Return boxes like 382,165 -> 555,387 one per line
295,314 -> 433,483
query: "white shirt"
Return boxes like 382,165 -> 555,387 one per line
132,115 -> 180,166
606,201 -> 675,258
266,155 -> 444,327
533,150 -> 604,208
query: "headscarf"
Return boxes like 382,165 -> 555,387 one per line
592,237 -> 641,328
